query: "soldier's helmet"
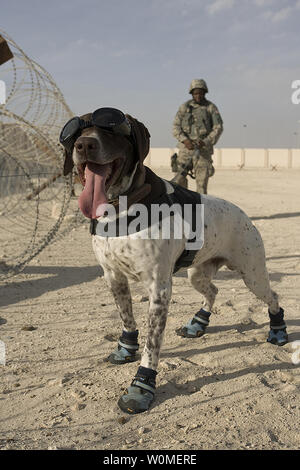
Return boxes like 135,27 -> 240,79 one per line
189,79 -> 208,94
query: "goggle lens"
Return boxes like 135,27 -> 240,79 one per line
59,108 -> 131,151
92,108 -> 125,129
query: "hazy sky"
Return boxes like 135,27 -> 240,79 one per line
1,0 -> 300,148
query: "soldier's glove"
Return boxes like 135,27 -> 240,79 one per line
183,139 -> 194,150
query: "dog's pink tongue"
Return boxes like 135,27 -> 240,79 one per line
78,162 -> 110,219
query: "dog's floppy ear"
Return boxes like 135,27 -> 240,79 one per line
125,114 -> 150,188
62,113 -> 91,176
125,114 -> 150,164
63,149 -> 74,176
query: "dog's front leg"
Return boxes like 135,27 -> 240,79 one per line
104,269 -> 139,365
118,280 -> 172,414
141,280 -> 172,370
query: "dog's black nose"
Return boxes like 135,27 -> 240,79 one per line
75,136 -> 100,157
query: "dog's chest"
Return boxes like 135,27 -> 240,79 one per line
92,234 -> 165,280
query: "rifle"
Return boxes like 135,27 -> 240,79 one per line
170,149 -> 196,185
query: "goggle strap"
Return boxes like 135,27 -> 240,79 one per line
81,120 -> 93,129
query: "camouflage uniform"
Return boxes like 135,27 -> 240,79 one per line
172,79 -> 223,193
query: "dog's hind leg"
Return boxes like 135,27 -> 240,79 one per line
118,279 -> 172,414
176,258 -> 224,338
104,268 -> 140,364
238,260 -> 288,346
227,225 -> 288,346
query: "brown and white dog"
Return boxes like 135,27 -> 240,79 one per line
62,110 -> 288,414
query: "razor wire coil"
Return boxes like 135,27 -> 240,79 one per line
0,29 -> 84,280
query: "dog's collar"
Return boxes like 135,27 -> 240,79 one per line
95,166 -> 166,217
90,167 -> 167,234
89,182 -> 152,236
107,183 -> 152,211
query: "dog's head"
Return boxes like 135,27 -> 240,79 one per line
61,109 -> 150,219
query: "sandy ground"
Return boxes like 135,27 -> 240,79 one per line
0,168 -> 300,450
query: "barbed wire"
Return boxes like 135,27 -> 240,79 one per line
0,30 -> 82,280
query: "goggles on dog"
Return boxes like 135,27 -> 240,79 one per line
59,107 -> 131,152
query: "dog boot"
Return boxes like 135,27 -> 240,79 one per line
118,366 -> 156,414
176,308 -> 211,338
267,308 -> 288,346
108,330 -> 139,364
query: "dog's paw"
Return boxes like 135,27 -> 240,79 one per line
175,326 -> 205,338
175,309 -> 211,338
267,329 -> 288,346
107,346 -> 139,365
118,385 -> 155,414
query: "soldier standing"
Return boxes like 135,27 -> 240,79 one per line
172,79 -> 223,193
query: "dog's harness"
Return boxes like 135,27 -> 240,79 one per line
90,168 -> 202,273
